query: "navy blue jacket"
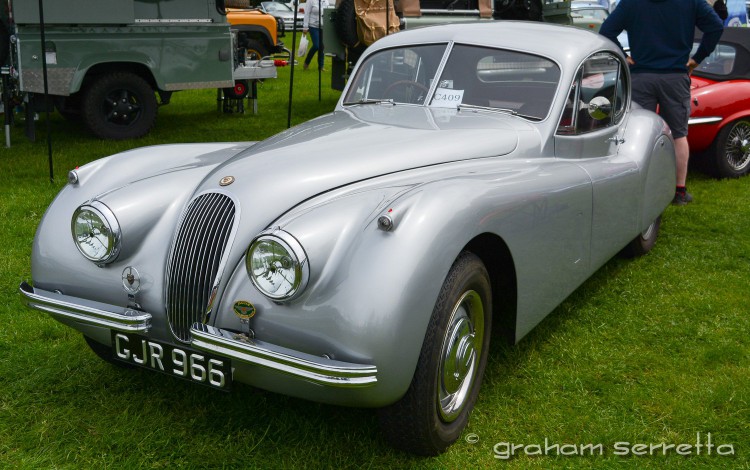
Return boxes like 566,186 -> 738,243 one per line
600,0 -> 724,73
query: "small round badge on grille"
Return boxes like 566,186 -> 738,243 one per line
233,301 -> 257,320
122,266 -> 141,294
219,176 -> 235,186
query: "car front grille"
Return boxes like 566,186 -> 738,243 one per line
165,192 -> 236,342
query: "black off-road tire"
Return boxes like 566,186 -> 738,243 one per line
82,72 -> 158,140
84,335 -> 134,369
493,0 -> 515,15
710,118 -> 750,178
524,0 -> 543,21
621,215 -> 661,258
335,0 -> 360,48
378,251 -> 492,456
245,39 -> 270,60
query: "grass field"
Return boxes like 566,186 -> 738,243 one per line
1,57 -> 749,469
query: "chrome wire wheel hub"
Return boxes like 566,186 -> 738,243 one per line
726,122 -> 750,172
438,290 -> 484,422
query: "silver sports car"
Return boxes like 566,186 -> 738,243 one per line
21,21 -> 675,455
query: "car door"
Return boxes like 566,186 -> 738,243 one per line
554,52 -> 640,269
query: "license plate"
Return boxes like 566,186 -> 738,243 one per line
111,331 -> 232,390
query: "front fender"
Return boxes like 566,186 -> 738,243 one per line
31,143 -> 254,311
214,183 -> 452,406
213,157 -> 594,405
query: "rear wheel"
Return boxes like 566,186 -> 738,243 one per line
378,252 -> 492,456
82,72 -> 158,140
621,215 -> 661,258
710,119 -> 750,178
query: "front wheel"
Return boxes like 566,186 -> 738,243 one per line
245,39 -> 270,60
710,119 -> 750,178
82,72 -> 158,140
378,251 -> 492,456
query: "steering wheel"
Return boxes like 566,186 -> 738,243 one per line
383,80 -> 430,104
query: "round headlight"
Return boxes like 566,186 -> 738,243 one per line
71,201 -> 121,264
246,230 -> 309,301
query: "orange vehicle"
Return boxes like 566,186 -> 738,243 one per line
226,0 -> 288,59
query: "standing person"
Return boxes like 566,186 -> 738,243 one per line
708,0 -> 728,21
600,0 -> 723,205
302,0 -> 329,71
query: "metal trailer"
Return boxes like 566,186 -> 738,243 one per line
0,0 -> 277,142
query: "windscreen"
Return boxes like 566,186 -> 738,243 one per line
344,43 -> 560,120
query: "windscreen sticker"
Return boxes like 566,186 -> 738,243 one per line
431,87 -> 464,108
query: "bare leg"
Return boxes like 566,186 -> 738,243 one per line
674,136 -> 689,187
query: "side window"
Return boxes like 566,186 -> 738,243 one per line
557,53 -> 627,135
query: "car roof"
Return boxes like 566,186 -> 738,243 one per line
366,21 -> 618,72
571,1 -> 608,9
694,27 -> 750,81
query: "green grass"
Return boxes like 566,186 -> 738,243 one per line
1,56 -> 749,468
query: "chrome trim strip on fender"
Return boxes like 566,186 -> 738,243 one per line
190,323 -> 378,387
688,116 -> 723,125
19,282 -> 152,332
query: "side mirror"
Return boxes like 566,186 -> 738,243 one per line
588,96 -> 612,121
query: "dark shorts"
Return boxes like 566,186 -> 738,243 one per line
631,72 -> 691,138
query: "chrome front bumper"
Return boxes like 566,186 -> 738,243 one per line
19,282 -> 378,388
19,281 -> 152,331
191,324 -> 378,387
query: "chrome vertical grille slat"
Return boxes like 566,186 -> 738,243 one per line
166,193 -> 236,342
171,195 -> 211,339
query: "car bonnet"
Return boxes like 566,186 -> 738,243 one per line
197,105 -> 523,206
186,106 -> 527,234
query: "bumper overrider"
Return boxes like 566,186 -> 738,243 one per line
19,282 -> 378,387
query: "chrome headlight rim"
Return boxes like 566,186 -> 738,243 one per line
246,229 -> 309,302
71,201 -> 121,264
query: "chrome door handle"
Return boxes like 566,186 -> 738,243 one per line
607,136 -> 625,145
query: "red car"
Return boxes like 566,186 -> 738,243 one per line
689,28 -> 750,178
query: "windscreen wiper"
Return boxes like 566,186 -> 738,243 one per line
457,103 -> 541,121
342,98 -> 395,106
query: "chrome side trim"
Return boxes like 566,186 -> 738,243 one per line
190,323 -> 378,388
19,282 -> 151,332
688,116 -> 722,125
